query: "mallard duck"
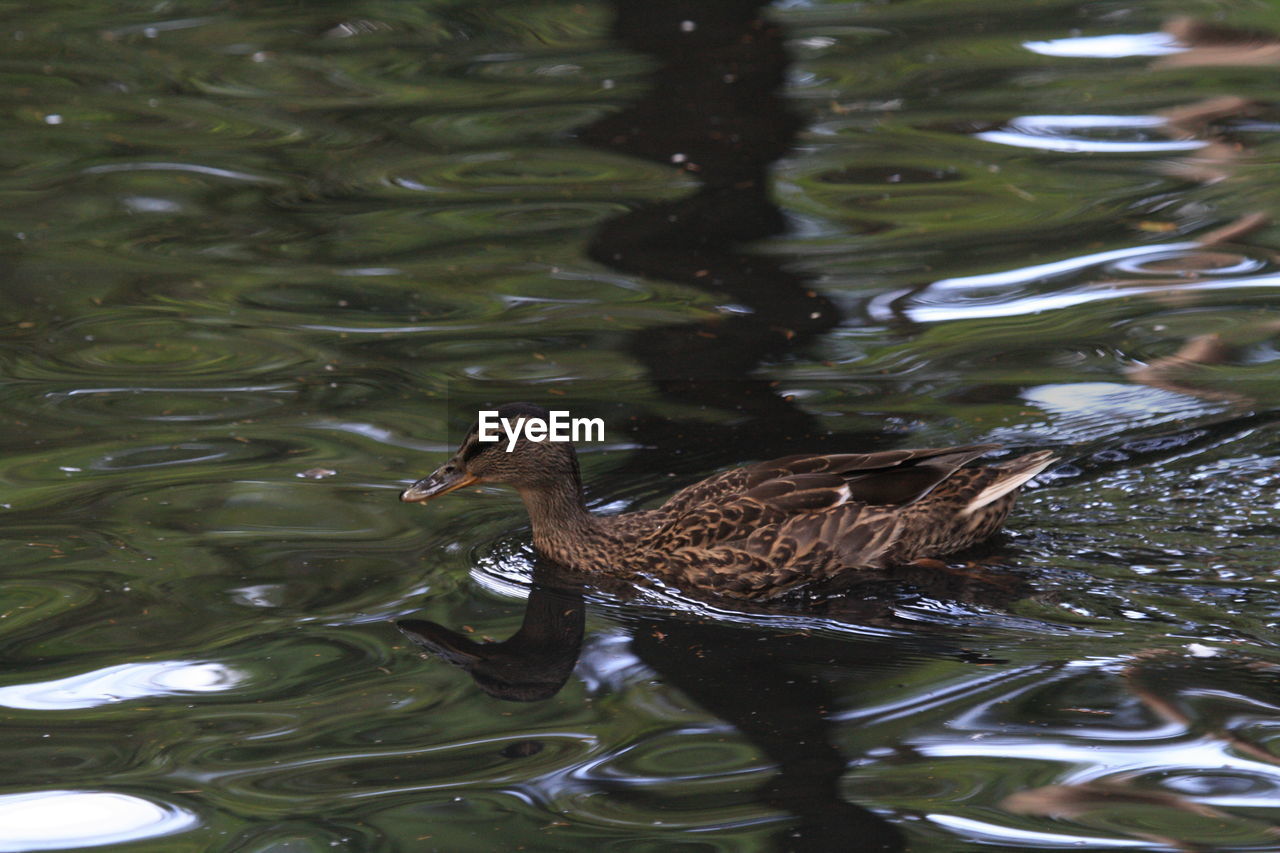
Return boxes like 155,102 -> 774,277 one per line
401,403 -> 1056,600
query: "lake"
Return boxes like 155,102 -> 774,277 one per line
3,0 -> 1280,850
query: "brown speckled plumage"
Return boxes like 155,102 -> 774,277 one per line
402,403 -> 1056,601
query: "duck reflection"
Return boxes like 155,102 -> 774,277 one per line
399,564 -> 585,703
400,555 -> 1032,851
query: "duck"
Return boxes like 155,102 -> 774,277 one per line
400,403 -> 1056,600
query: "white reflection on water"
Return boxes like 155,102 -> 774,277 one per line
927,814 -> 1151,848
867,239 -> 1280,324
976,115 -> 1203,153
921,735 -> 1280,786
1024,32 -> 1185,58
963,271 -> 1280,320
995,382 -> 1226,443
0,791 -> 197,851
929,242 -> 1203,291
1023,381 -> 1206,417
0,661 -> 241,710
81,161 -> 283,184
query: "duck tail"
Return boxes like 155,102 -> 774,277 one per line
960,450 -> 1057,516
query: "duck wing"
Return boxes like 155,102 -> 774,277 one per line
647,472 -> 850,550
656,444 -> 999,517
653,501 -> 904,598
635,445 -> 1007,598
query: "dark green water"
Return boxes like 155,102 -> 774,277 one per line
3,0 -> 1280,850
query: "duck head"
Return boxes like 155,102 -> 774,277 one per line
400,402 -> 582,503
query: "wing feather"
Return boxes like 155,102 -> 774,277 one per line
629,443 -> 1022,598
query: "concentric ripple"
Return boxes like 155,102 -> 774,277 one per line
12,316 -> 316,382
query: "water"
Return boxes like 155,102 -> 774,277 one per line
2,0 -> 1280,849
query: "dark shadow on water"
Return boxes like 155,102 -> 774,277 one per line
399,565 -> 586,703
400,554 -> 1033,851
574,0 -> 894,478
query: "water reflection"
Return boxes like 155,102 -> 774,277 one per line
577,0 -> 870,469
401,554 -> 1039,850
996,650 -> 1280,849
400,563 -> 585,702
976,115 -> 1205,154
7,0 -> 1280,849
0,660 -> 241,710
0,790 -> 198,851
1024,32 -> 1184,59
882,16 -> 1280,452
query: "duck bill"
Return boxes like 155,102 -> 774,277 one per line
400,466 -> 479,504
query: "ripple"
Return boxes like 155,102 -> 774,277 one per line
3,437 -> 299,487
238,281 -> 475,324
581,732 -> 765,784
470,539 -> 538,600
458,49 -> 646,87
411,105 -> 610,148
373,149 -> 668,199
14,317 -> 316,381
927,813 -> 1151,849
38,384 -> 297,424
554,784 -> 773,831
81,160 -> 284,186
0,578 -> 99,631
814,164 -> 961,185
108,481 -> 409,544
976,115 -> 1204,154
184,43 -> 636,109
923,725 -> 1278,779
205,731 -> 596,802
424,200 -> 630,236
0,791 -> 198,851
878,242 -> 1280,324
861,762 -> 998,805
830,189 -> 978,215
91,440 -> 276,471
916,671 -> 1280,849
4,98 -> 340,189
0,660 -> 243,710
1157,769 -> 1279,800
1024,32 -> 1185,59
221,822 -> 381,852
929,243 -> 1258,292
993,382 -> 1226,444
293,201 -> 631,262
81,99 -> 372,148
1112,250 -> 1266,277
779,129 -> 1156,240
61,338 -> 267,375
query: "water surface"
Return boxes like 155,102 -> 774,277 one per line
3,0 -> 1280,850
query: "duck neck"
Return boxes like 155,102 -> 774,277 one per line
518,475 -> 605,563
